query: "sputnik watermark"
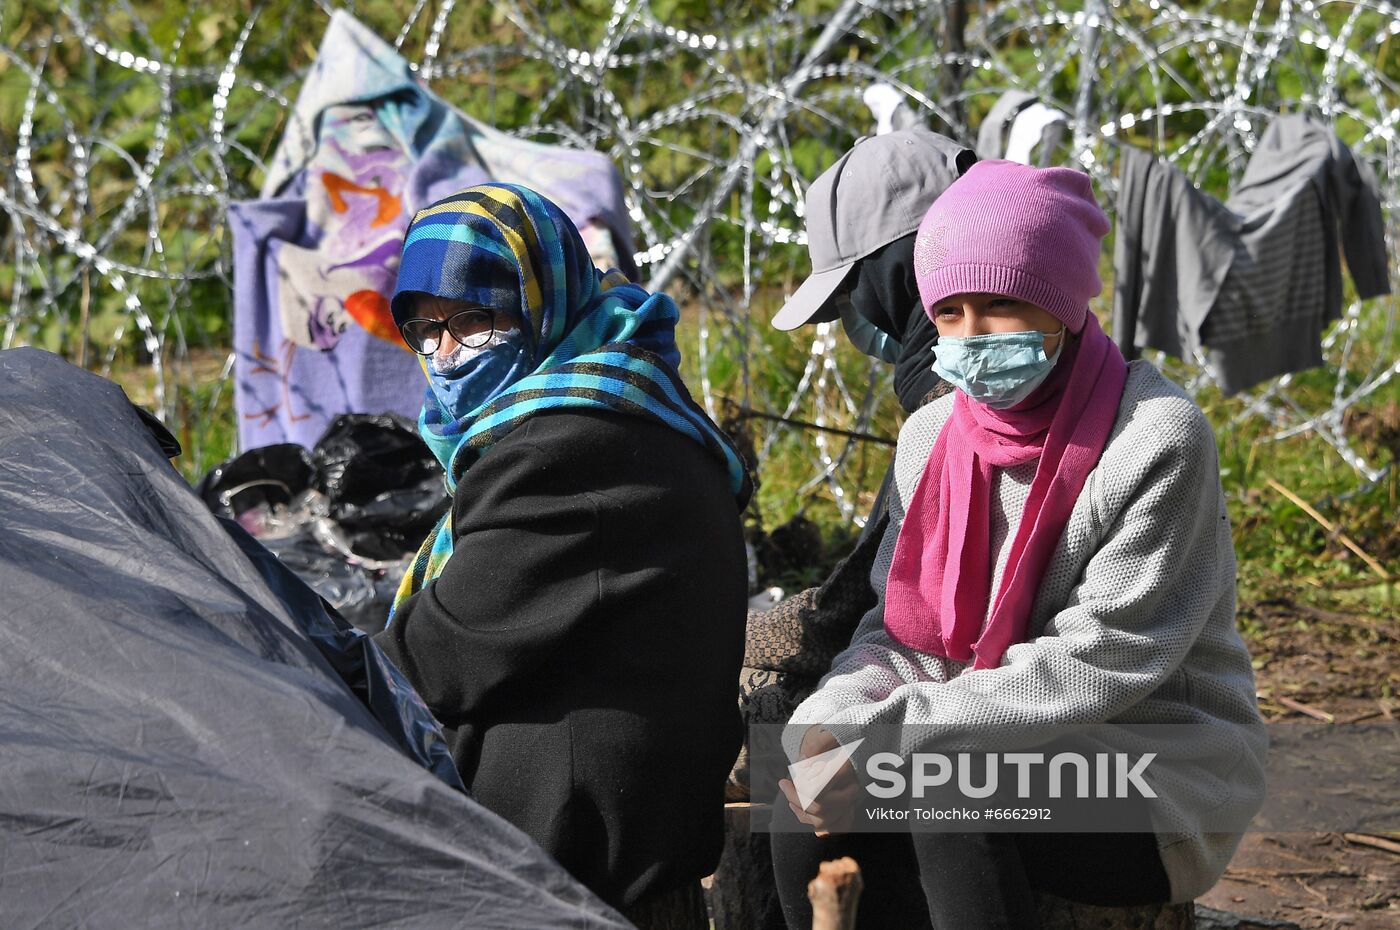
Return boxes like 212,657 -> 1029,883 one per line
788,748 -> 1156,812
864,751 -> 1157,799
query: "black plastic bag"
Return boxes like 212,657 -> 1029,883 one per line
333,477 -> 450,560
314,412 -> 438,502
313,413 -> 449,559
196,415 -> 451,624
195,441 -> 318,530
260,529 -> 408,634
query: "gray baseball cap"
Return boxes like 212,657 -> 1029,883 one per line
773,127 -> 976,331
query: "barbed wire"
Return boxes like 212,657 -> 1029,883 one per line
2,0 -> 1397,519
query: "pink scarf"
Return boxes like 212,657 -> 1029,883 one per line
883,314 -> 1128,669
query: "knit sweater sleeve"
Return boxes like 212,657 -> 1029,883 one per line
787,380 -> 1230,753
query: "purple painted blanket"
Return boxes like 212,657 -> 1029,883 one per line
230,11 -> 634,450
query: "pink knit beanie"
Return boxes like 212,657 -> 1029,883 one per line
912,160 -> 1109,333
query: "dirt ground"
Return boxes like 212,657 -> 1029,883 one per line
1197,596 -> 1400,930
1200,832 -> 1400,929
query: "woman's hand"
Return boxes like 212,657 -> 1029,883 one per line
777,726 -> 860,836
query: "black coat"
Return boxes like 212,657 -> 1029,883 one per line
373,408 -> 748,909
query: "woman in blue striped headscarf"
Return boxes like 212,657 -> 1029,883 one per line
371,183 -> 751,924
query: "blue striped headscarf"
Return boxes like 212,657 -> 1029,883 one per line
389,183 -> 751,619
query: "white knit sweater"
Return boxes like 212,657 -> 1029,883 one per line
787,361 -> 1267,902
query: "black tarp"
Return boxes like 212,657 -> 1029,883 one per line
0,349 -> 629,929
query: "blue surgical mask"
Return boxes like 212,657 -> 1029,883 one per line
837,296 -> 902,363
426,328 -> 531,419
931,326 -> 1066,408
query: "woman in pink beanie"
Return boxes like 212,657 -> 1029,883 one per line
771,162 -> 1265,928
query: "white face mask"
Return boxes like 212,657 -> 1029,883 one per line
931,325 -> 1066,409
428,328 -> 521,375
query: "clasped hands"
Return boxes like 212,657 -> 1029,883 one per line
776,725 -> 860,836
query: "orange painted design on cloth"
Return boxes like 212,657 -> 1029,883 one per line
321,172 -> 403,228
344,290 -> 407,348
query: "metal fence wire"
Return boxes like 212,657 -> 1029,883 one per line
3,0 -> 1398,519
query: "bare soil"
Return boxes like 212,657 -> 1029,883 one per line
1199,596 -> 1400,929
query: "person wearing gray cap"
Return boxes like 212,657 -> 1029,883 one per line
726,127 -> 975,928
772,127 -> 975,413
740,126 -> 977,729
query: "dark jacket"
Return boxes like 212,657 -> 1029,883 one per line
373,408 -> 748,910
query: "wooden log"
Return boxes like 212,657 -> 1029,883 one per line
807,857 -> 863,930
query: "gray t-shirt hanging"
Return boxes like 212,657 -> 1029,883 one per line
1112,114 -> 1390,395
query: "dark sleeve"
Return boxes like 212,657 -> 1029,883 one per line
1111,147 -> 1150,361
1332,138 -> 1391,299
371,435 -> 600,728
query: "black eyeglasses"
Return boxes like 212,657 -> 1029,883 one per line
399,308 -> 497,356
